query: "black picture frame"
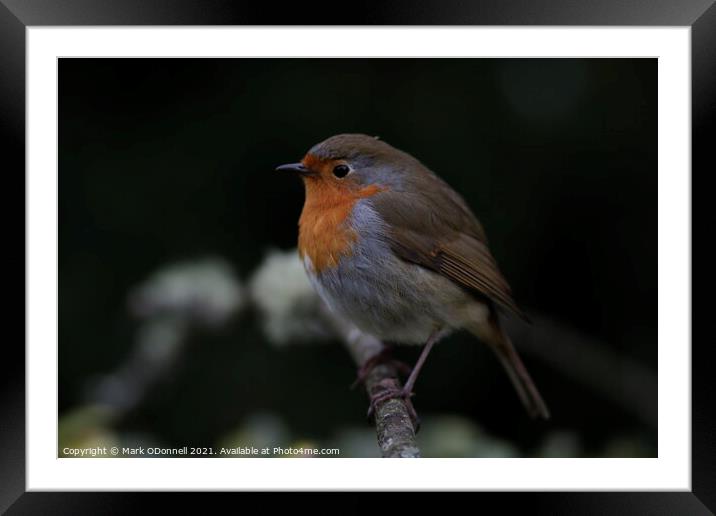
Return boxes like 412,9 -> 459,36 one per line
2,0 -> 711,512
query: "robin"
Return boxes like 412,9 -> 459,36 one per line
277,134 -> 549,421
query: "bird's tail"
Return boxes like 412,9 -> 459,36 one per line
468,317 -> 550,420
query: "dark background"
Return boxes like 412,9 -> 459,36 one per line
59,58 -> 656,457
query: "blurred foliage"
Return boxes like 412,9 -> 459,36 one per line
58,405 -> 118,457
59,58 -> 656,457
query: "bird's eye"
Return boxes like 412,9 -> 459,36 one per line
332,164 -> 351,178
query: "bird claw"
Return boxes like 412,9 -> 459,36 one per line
350,348 -> 412,390
366,381 -> 421,432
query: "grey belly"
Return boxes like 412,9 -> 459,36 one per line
305,237 -> 474,345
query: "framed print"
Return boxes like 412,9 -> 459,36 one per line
1,0 -> 712,512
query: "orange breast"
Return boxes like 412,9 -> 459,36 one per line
298,181 -> 383,273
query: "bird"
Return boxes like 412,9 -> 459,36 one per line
276,133 -> 549,421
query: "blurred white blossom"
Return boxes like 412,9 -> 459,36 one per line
89,318 -> 186,412
219,412 -> 291,454
89,258 -> 244,413
129,257 -> 244,327
417,414 -> 519,458
332,427 -> 382,458
248,248 -> 332,346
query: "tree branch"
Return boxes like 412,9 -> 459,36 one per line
321,305 -> 421,458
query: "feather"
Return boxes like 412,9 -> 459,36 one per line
372,187 -> 527,320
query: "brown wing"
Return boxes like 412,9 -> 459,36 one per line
372,179 -> 526,320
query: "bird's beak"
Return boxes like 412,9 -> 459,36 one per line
275,162 -> 311,176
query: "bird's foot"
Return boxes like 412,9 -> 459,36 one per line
350,347 -> 412,390
366,379 -> 420,432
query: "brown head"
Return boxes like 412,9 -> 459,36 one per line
275,133 -> 430,195
275,134 -> 427,272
